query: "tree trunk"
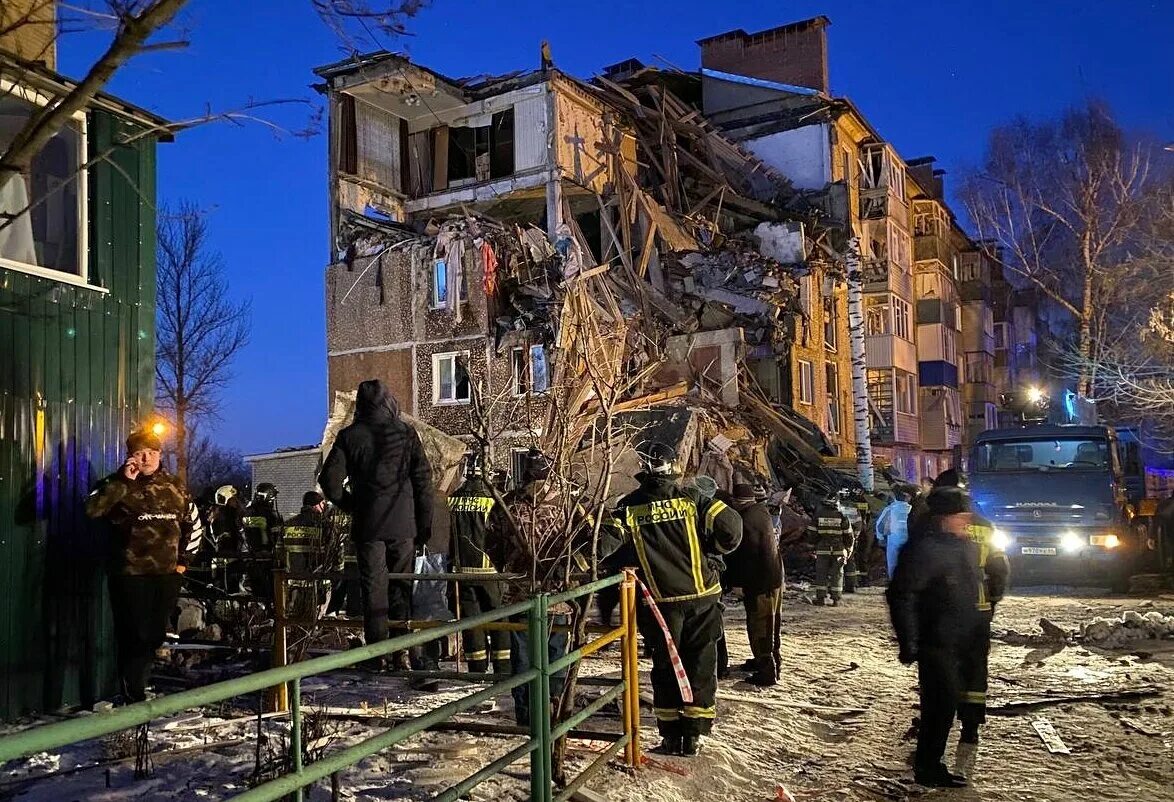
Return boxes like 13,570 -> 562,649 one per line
845,238 -> 874,491
1077,273 -> 1095,399
175,405 -> 188,486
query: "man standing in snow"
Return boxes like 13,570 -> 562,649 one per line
320,380 -> 434,670
886,486 -> 979,788
724,483 -> 783,686
609,443 -> 742,756
811,492 -> 853,606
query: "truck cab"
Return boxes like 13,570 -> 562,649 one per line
968,424 -> 1139,589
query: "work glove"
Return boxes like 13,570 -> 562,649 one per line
898,645 -> 918,666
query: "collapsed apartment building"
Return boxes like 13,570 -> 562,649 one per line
312,42 -> 865,510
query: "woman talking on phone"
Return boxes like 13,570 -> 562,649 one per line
86,427 -> 201,702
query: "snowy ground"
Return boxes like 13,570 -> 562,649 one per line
3,587 -> 1174,801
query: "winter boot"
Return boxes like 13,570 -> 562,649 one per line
468,659 -> 489,674
493,660 -> 512,675
954,741 -> 978,778
914,764 -> 967,788
813,592 -> 827,606
680,735 -> 701,756
830,595 -> 841,607
656,735 -> 682,755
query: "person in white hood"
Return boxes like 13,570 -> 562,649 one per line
875,489 -> 912,578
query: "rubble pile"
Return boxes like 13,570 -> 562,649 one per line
1080,611 -> 1174,648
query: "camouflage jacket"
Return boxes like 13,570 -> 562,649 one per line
86,469 -> 200,575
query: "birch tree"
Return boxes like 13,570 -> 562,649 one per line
844,237 -> 874,490
155,201 -> 250,484
959,101 -> 1171,397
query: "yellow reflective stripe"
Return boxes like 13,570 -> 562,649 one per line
682,705 -> 716,719
284,545 -> 318,553
448,496 -> 495,515
962,691 -> 986,704
655,584 -> 722,604
482,551 -> 491,570
686,511 -> 706,596
457,566 -> 497,574
704,499 -> 728,533
626,507 -> 664,601
653,708 -> 681,721
491,650 -> 511,660
466,650 -> 488,660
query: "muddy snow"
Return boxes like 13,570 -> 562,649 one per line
3,587 -> 1173,801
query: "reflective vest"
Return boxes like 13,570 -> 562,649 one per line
448,478 -> 499,574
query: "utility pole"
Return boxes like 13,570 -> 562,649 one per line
845,237 -> 874,491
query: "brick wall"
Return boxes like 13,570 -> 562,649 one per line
699,17 -> 829,93
0,0 -> 56,69
247,449 -> 323,518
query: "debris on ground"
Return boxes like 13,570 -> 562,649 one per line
1080,611 -> 1174,648
1031,718 -> 1071,754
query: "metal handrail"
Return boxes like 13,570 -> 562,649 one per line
0,570 -> 643,802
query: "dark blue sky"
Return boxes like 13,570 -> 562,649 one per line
62,0 -> 1174,456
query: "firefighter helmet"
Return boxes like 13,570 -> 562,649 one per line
214,485 -> 237,506
255,483 -> 278,502
638,441 -> 677,476
464,451 -> 485,478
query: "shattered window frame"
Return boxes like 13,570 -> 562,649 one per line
994,322 -> 1008,350
893,296 -> 912,341
865,295 -> 892,336
894,370 -> 917,415
797,359 -> 815,405
825,363 -> 841,435
823,298 -> 838,351
511,344 -> 551,396
433,350 -> 471,405
430,259 -> 467,309
0,81 -> 89,285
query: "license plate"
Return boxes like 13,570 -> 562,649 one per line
1021,547 -> 1057,556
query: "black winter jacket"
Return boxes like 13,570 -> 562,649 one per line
724,500 -> 782,593
448,476 -> 509,572
320,380 -> 433,544
886,527 -> 980,655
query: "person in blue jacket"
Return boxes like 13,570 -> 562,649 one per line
875,488 -> 912,578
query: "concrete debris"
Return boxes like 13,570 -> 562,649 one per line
1080,611 -> 1174,648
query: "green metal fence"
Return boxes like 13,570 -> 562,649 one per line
0,573 -> 640,802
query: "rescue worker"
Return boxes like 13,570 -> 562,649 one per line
908,468 -> 963,544
609,442 -> 742,756
955,506 -> 1011,776
886,486 -> 979,788
281,491 -> 331,622
875,489 -> 912,578
320,379 -> 433,670
243,483 -> 283,600
85,428 -> 202,702
324,507 -> 362,618
209,485 -> 247,593
851,490 -> 875,588
448,452 -> 512,674
724,483 -> 783,686
811,492 -> 853,606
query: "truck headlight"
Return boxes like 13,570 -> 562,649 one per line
1061,531 -> 1084,554
1090,534 -> 1120,549
991,528 -> 1010,551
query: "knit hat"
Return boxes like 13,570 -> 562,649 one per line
926,486 -> 971,516
126,430 -> 162,453
302,491 -> 325,507
932,468 -> 964,489
733,483 -> 757,503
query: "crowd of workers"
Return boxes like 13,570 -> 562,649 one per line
85,379 -> 1014,787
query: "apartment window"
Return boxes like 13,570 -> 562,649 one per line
825,364 -> 841,435
510,448 -> 531,489
823,299 -> 838,351
965,353 -> 992,384
447,108 -> 515,184
0,88 -> 87,282
798,273 -> 813,316
993,322 -> 1009,350
893,297 -> 912,341
866,296 -> 891,336
431,259 -> 468,308
797,360 -> 814,405
888,160 -> 906,200
895,371 -> 916,414
888,222 -> 910,269
943,328 -> 957,365
512,344 -> 550,395
433,351 -> 471,404
840,148 -> 852,185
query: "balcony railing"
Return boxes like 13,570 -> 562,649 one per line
914,234 -> 951,266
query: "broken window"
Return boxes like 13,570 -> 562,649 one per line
823,298 -> 837,351
446,108 -> 515,185
512,344 -> 550,396
867,369 -> 894,437
865,296 -> 891,336
338,94 -> 357,175
434,351 -> 471,404
797,360 -> 814,405
0,92 -> 85,279
895,371 -> 917,414
431,259 -> 467,308
893,297 -> 912,340
994,322 -> 1008,350
826,363 -> 840,435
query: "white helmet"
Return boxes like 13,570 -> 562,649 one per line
214,485 -> 238,506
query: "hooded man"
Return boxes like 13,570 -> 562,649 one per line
725,483 -> 783,686
85,428 -> 202,702
320,380 -> 434,668
886,486 -> 980,788
875,489 -> 913,578
608,442 -> 742,756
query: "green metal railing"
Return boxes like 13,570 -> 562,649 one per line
0,571 -> 641,802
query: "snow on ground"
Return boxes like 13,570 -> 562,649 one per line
3,587 -> 1174,801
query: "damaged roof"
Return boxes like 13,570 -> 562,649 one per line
313,50 -> 546,101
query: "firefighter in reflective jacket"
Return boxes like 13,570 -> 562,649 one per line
448,452 -> 512,674
609,442 -> 742,757
243,483 -> 283,600
281,491 -> 331,621
954,510 -> 1010,775
812,493 -> 853,606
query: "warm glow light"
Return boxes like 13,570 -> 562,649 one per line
1103,535 -> 1120,549
991,528 -> 1010,551
1061,531 -> 1084,553
1026,387 -> 1045,403
151,421 -> 167,437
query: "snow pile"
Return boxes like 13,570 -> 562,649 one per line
1079,610 -> 1174,648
